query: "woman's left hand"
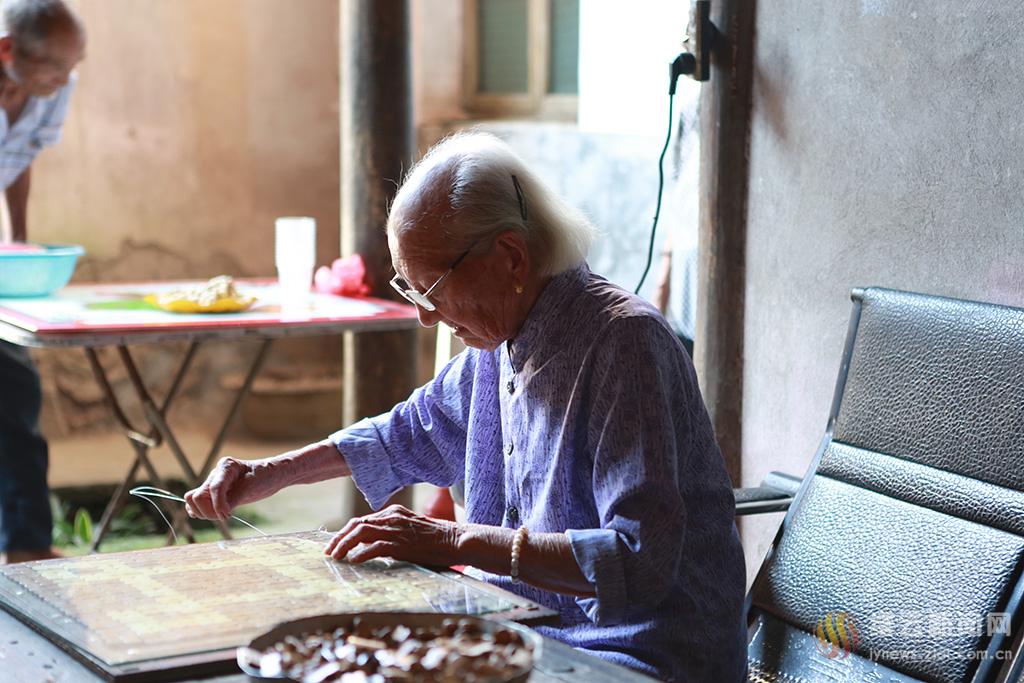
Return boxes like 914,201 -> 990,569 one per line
324,504 -> 463,566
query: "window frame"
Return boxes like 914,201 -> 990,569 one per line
462,0 -> 578,120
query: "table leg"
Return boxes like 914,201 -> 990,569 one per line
84,348 -> 159,447
118,347 -> 199,483
86,339 -> 272,548
130,439 -> 196,544
118,346 -> 241,540
190,339 -> 272,540
84,344 -> 200,550
88,458 -> 141,553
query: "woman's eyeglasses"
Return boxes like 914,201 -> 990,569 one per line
389,244 -> 475,312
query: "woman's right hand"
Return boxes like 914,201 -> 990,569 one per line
184,457 -> 280,520
184,439 -> 350,520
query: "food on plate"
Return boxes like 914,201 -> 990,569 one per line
145,275 -> 256,313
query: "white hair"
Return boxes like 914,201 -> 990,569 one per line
388,131 -> 596,277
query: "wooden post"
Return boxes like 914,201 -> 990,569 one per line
695,0 -> 756,486
339,0 -> 417,517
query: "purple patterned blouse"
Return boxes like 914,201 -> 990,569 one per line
333,265 -> 747,682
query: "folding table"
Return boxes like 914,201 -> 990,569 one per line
0,279 -> 419,550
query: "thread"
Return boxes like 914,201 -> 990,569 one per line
129,486 -> 270,540
128,487 -> 351,555
130,486 -> 181,542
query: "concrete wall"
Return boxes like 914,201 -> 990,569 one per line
34,0 -> 340,276
30,0 -> 343,438
32,0 -> 487,440
740,1 -> 1024,581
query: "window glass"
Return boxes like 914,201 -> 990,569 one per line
478,0 -> 529,93
548,0 -> 579,94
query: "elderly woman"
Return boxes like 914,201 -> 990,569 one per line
185,133 -> 746,682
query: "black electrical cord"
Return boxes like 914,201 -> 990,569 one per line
633,91 -> 675,294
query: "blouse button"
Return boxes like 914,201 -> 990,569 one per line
506,442 -> 514,456
506,380 -> 515,394
508,506 -> 519,524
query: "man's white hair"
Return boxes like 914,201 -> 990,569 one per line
388,131 -> 596,277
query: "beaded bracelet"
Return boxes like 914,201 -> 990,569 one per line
510,526 -> 529,583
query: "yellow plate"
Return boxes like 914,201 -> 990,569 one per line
144,293 -> 256,314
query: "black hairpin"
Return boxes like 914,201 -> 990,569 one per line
511,174 -> 528,221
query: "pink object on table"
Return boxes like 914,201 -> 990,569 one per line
314,254 -> 371,297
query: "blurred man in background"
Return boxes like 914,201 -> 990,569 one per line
0,0 -> 85,563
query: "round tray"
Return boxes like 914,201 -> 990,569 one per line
237,611 -> 542,683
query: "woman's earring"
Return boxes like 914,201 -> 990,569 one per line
515,284 -> 524,294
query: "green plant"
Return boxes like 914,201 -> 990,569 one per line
73,507 -> 93,545
50,496 -> 94,547
51,487 -> 274,554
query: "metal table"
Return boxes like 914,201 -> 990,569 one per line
0,280 -> 420,550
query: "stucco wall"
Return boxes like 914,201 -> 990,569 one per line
740,1 -> 1024,581
32,0 -> 521,440
28,0 -> 343,438
32,0 -> 341,275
